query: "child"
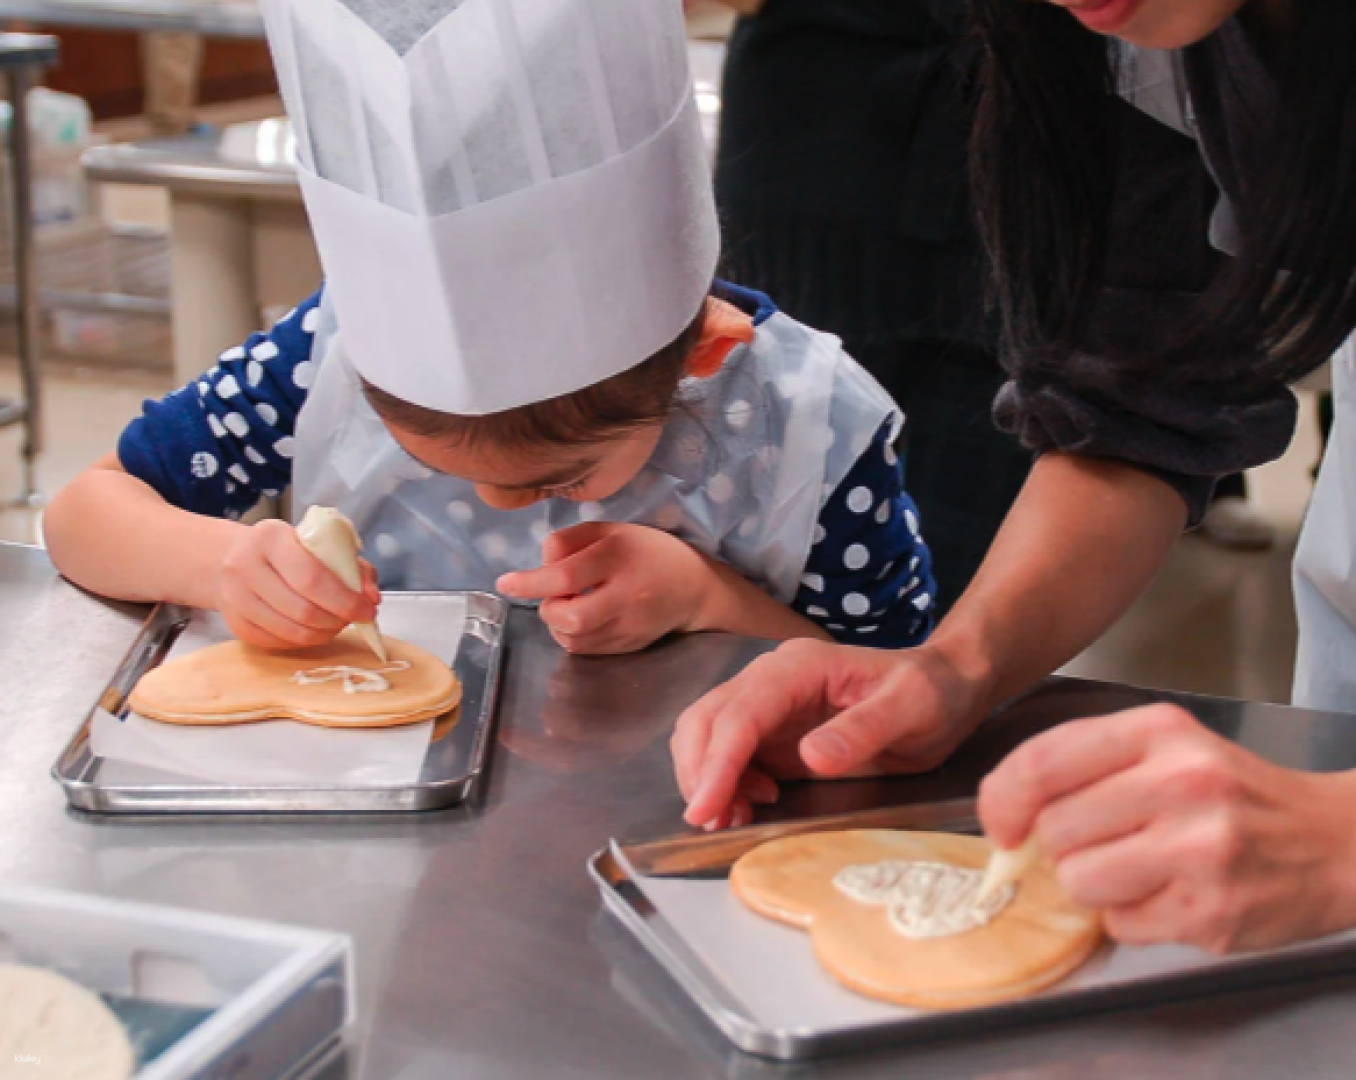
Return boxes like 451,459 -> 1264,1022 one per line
45,0 -> 936,657
47,281 -> 935,656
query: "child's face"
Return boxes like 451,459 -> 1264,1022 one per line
388,422 -> 666,512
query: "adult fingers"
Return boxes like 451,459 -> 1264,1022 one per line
978,705 -> 1193,849
727,766 -> 793,822
671,681 -> 732,800
1054,823 -> 1177,910
798,687 -> 912,778
680,646 -> 831,826
1036,762 -> 1163,861
797,654 -> 959,777
726,798 -> 755,831
1100,867 -> 1241,954
738,767 -> 781,806
705,795 -> 753,832
499,538 -> 614,602
1099,887 -> 1180,948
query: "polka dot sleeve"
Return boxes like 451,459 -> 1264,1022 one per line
117,289 -> 323,519
793,420 -> 937,649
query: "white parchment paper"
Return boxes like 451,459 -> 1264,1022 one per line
90,595 -> 466,787
631,873 -> 1356,1035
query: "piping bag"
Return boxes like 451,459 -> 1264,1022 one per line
976,835 -> 1042,904
296,506 -> 387,662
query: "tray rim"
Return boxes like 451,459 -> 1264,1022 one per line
51,590 -> 507,817
591,811 -> 1356,1061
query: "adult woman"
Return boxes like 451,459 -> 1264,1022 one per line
673,0 -> 1356,954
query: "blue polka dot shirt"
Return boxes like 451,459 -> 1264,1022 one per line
118,285 -> 937,649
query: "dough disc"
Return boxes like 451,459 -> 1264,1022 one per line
731,830 -> 1102,1010
130,628 -> 462,728
0,965 -> 135,1080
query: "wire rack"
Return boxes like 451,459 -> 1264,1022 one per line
0,217 -> 172,369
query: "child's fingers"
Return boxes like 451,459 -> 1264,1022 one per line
359,558 -> 383,605
219,576 -> 337,648
499,543 -> 613,602
262,526 -> 377,624
247,554 -> 351,632
540,587 -> 621,638
541,521 -> 618,564
546,617 -> 621,656
227,612 -> 309,652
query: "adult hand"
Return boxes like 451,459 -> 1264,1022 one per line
213,519 -> 381,650
672,638 -> 988,830
498,523 -> 722,656
980,705 -> 1356,954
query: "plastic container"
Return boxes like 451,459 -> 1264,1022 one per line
0,885 -> 353,1078
0,88 -> 96,226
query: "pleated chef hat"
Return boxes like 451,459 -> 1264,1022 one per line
260,0 -> 721,415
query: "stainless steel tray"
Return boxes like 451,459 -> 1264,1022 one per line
591,803 -> 1356,1061
53,591 -> 505,816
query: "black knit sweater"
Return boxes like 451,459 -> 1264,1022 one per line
714,0 -> 992,353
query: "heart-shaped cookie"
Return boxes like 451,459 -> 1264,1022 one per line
130,628 -> 462,729
731,830 -> 1102,1010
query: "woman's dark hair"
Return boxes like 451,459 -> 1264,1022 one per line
971,1 -> 1356,397
362,300 -> 708,451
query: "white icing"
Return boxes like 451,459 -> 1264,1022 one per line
834,860 -> 1015,941
292,660 -> 411,694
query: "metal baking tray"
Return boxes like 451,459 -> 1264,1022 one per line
591,802 -> 1356,1061
0,884 -> 352,1079
53,591 -> 505,816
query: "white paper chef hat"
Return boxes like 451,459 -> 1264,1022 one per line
260,0 -> 721,415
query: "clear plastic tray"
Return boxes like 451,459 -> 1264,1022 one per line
0,884 -> 352,1078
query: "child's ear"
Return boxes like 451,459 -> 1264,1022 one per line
688,298 -> 756,379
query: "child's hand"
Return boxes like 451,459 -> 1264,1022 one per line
213,519 -> 381,651
497,523 -> 718,655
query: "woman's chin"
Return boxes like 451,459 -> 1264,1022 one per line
1111,4 -> 1247,50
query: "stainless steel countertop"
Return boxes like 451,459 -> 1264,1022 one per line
6,539 -> 1356,1078
0,0 -> 263,37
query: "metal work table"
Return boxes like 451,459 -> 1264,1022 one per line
83,120 -> 319,383
6,538 -> 1356,1078
0,0 -> 263,37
